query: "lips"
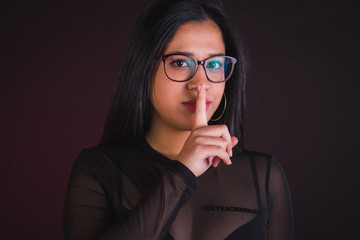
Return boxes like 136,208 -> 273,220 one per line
183,100 -> 211,113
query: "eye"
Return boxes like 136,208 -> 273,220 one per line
207,60 -> 222,70
171,59 -> 189,68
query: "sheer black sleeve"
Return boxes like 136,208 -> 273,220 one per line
266,157 -> 293,240
63,148 -> 197,240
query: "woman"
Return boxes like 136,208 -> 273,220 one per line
63,0 -> 293,239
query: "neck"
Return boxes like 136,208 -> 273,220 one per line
145,122 -> 190,160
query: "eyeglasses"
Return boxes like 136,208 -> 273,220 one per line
158,54 -> 237,83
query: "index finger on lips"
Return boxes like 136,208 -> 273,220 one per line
193,84 -> 208,130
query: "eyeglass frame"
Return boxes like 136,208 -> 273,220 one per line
157,53 -> 237,83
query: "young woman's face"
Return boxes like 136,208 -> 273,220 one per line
150,19 -> 226,131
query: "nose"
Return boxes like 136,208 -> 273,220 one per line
187,65 -> 210,91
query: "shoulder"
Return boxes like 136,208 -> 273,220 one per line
76,146 -> 115,163
75,143 -> 145,175
241,150 -> 289,186
232,148 -> 285,178
79,145 -> 126,156
232,148 -> 272,165
78,146 -> 110,159
74,145 -> 127,185
77,144 -> 135,163
73,145 -> 124,175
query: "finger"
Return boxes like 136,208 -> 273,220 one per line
228,136 -> 238,157
212,137 -> 237,167
231,136 -> 238,147
193,136 -> 229,150
196,125 -> 233,157
208,156 -> 214,165
202,145 -> 232,165
211,136 -> 239,167
193,84 -> 208,130
211,157 -> 221,167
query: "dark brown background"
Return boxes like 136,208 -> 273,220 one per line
1,0 -> 358,239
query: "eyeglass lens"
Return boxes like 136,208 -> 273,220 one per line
164,55 -> 235,82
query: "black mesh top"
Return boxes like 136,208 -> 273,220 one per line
63,138 -> 293,239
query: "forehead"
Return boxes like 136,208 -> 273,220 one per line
163,20 -> 225,58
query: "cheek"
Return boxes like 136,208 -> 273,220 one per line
152,84 -> 181,108
206,84 -> 225,120
213,84 -> 225,107
150,67 -> 180,110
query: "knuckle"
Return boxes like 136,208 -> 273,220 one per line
190,128 -> 198,136
221,139 -> 229,148
192,126 -> 206,134
215,145 -> 223,151
193,136 -> 202,144
193,144 -> 204,153
220,124 -> 228,130
219,124 -> 229,134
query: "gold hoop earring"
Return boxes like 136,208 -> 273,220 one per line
210,93 -> 226,121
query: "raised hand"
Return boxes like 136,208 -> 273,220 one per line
176,84 -> 238,177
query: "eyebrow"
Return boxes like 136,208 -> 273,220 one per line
164,51 -> 226,58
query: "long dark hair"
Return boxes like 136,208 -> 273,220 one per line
100,0 -> 248,150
